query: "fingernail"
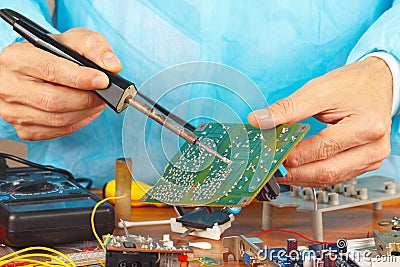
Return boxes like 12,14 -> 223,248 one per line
252,109 -> 275,128
102,52 -> 121,68
92,75 -> 109,88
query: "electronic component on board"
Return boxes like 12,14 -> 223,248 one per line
170,207 -> 235,240
193,256 -> 220,266
286,238 -> 298,260
223,235 -> 269,266
374,230 -> 400,256
223,233 -> 400,267
105,234 -> 192,267
54,249 -> 105,266
141,123 -> 308,207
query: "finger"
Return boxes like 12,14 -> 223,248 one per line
0,101 -> 106,128
3,78 -> 105,112
55,28 -> 122,73
14,109 -> 104,141
285,115 -> 386,167
248,80 -> 333,129
2,43 -> 109,90
248,107 -> 275,129
278,136 -> 390,188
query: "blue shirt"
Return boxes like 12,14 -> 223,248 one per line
1,0 -> 400,187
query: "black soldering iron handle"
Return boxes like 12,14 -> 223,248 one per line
0,8 -> 198,131
12,18 -> 136,113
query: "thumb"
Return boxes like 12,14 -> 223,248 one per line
248,89 -> 320,129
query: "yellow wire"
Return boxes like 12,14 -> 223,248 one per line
0,246 -> 72,261
0,258 -> 62,267
91,195 -> 126,251
97,258 -> 105,267
20,253 -> 68,265
2,253 -> 70,267
0,246 -> 76,267
0,260 -> 65,267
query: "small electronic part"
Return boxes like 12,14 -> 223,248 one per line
286,238 -> 298,260
378,217 -> 400,226
332,183 -> 343,194
348,178 -> 358,185
327,193 -> 340,205
322,251 -> 337,267
193,257 -> 220,266
290,186 -> 301,197
374,230 -> 400,256
141,123 -> 309,207
255,174 -> 282,202
343,184 -> 356,197
54,250 -> 105,266
222,235 -> 273,266
302,187 -> 314,200
170,207 -> 234,240
316,191 -> 327,203
384,181 -> 396,194
255,165 -> 287,202
105,234 -> 193,267
356,188 -> 368,200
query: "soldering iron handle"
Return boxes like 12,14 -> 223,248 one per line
1,9 -> 232,165
13,19 -> 136,113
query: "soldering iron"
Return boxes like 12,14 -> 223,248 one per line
0,8 -> 231,165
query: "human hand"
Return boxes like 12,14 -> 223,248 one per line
0,28 -> 122,140
248,57 -> 393,187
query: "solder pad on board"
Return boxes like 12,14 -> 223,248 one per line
141,123 -> 309,207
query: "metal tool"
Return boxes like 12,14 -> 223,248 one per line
0,8 -> 231,165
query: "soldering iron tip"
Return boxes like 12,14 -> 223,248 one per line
218,155 -> 233,165
196,140 -> 232,165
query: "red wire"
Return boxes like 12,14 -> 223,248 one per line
366,230 -> 371,238
256,227 -> 332,245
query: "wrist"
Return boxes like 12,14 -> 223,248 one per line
361,52 -> 400,117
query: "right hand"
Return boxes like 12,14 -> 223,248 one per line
0,28 -> 122,140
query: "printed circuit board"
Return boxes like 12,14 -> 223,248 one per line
141,123 -> 309,207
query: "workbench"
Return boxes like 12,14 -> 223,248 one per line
116,198 -> 400,266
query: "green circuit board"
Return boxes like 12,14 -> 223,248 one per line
140,122 -> 309,207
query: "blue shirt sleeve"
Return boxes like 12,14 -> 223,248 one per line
347,1 -> 400,63
0,0 -> 56,140
347,0 -> 400,156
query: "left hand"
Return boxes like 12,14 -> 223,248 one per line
248,57 -> 393,188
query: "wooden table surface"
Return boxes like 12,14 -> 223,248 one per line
113,198 -> 400,266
